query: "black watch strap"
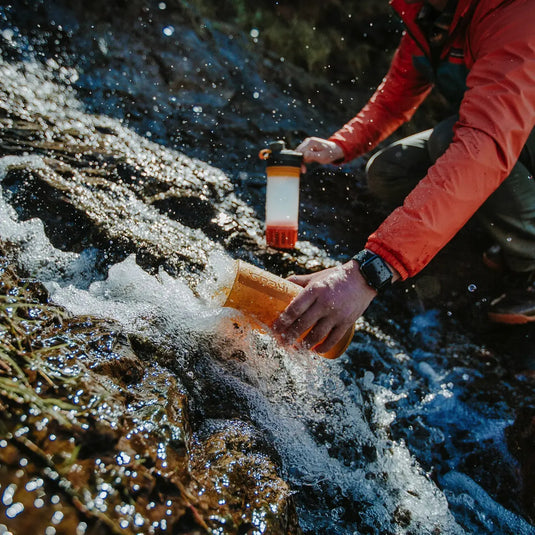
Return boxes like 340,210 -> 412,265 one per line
353,250 -> 393,293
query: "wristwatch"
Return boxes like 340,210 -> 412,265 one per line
352,249 -> 393,293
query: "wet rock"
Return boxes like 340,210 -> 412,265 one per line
191,419 -> 302,535
2,1 -> 535,533
507,409 -> 535,523
0,58 -> 337,281
86,329 -> 145,385
1,0 -> 360,176
0,251 -> 299,533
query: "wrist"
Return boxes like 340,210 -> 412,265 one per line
330,142 -> 345,164
352,249 -> 398,292
344,259 -> 379,298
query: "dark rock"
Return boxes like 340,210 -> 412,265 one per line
507,409 -> 535,522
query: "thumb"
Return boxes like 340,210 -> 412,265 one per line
287,273 -> 315,288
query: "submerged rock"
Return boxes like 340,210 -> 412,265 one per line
507,409 -> 535,523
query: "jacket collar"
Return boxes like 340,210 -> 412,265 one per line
390,0 -> 474,56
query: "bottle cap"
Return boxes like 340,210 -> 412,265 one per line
259,140 -> 303,167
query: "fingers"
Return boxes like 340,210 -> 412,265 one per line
296,137 -> 344,165
295,137 -> 315,153
313,323 -> 351,354
272,289 -> 318,339
282,301 -> 327,345
296,137 -> 332,164
274,261 -> 372,357
301,316 -> 333,350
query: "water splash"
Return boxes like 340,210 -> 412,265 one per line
0,50 -> 534,533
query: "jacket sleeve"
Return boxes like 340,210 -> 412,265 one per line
366,0 -> 535,279
328,32 -> 433,162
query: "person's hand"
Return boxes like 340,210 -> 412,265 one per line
296,137 -> 345,167
272,260 -> 377,354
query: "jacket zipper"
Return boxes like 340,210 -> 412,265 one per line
390,2 -> 468,73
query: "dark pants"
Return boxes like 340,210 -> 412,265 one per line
366,116 -> 535,273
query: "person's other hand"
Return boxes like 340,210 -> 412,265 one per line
272,260 -> 377,354
296,137 -> 344,169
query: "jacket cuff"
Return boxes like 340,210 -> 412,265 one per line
365,240 -> 410,281
327,137 -> 352,164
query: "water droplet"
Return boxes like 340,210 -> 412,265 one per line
250,28 -> 259,39
158,2 -> 166,9
51,511 -> 64,525
2,484 -> 16,506
6,503 -> 24,519
163,26 -> 174,37
468,284 -> 477,292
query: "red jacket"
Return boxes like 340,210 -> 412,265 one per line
329,0 -> 535,279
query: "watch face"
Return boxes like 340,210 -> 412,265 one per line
359,254 -> 393,291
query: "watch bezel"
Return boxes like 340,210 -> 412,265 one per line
353,250 -> 393,292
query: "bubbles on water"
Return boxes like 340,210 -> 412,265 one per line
5,502 -> 24,518
196,251 -> 236,306
468,284 -> 477,292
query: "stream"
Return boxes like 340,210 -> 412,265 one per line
1,2 -> 535,534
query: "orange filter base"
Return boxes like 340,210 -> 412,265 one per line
266,225 -> 298,249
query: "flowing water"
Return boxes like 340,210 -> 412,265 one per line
1,13 -> 535,535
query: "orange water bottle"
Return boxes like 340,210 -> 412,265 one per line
259,141 -> 303,249
220,259 -> 355,359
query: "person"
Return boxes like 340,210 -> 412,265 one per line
273,0 -> 535,355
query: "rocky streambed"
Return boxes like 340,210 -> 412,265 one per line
0,1 -> 534,534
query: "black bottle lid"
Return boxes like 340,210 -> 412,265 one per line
260,140 -> 303,167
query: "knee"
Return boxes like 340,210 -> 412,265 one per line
428,115 -> 457,161
365,151 -> 391,203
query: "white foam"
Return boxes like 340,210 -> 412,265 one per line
0,157 -> 483,534
442,472 -> 535,535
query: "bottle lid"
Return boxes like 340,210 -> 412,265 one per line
259,140 -> 303,167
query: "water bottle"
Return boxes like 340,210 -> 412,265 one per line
218,259 -> 355,359
259,140 -> 303,249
